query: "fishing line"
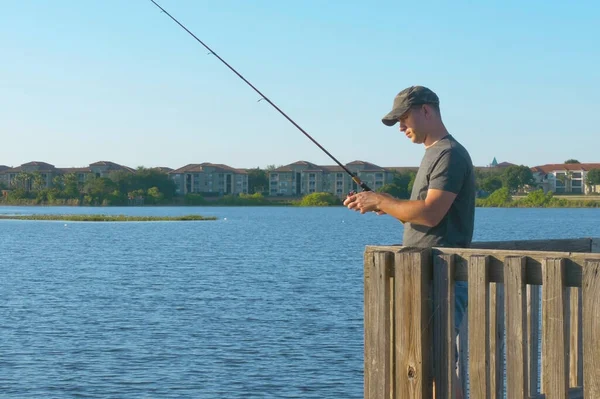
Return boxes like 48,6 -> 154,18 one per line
148,0 -> 371,192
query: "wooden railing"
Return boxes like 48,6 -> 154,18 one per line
363,238 -> 600,399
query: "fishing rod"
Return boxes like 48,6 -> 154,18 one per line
148,0 -> 371,192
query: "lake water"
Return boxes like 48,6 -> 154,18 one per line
1,206 -> 599,398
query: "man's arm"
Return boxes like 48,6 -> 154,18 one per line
377,189 -> 457,226
344,188 -> 457,227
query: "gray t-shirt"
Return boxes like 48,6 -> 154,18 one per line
402,134 -> 475,248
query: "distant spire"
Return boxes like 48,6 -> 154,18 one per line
491,157 -> 498,167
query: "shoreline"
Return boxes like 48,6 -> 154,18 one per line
0,214 -> 218,222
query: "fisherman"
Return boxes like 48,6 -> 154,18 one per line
343,85 -> 475,396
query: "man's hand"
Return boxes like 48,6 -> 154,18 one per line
343,191 -> 382,214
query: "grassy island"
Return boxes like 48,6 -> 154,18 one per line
0,214 -> 217,222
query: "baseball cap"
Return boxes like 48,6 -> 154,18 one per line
381,86 -> 440,126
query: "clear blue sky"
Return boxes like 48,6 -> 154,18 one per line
1,0 -> 598,170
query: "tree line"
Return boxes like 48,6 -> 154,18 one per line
2,162 -> 599,206
1,168 -> 178,206
377,162 -> 600,200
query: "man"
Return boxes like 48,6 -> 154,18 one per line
343,85 -> 475,396
343,85 -> 475,248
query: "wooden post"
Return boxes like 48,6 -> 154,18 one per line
432,254 -> 456,399
364,250 -> 394,399
468,255 -> 490,398
489,281 -> 504,399
395,248 -> 432,398
504,256 -> 528,398
583,260 -> 600,398
527,284 -> 541,397
542,258 -> 569,399
567,286 -> 583,388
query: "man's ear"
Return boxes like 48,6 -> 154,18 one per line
423,104 -> 435,120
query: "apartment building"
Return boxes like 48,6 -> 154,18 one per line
0,161 -> 135,190
0,165 -> 9,187
532,163 -> 600,194
269,160 -> 405,197
1,161 -> 62,190
169,163 -> 248,195
268,161 -> 327,196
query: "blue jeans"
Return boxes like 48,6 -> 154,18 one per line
454,281 -> 468,365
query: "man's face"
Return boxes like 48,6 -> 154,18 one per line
398,105 -> 427,144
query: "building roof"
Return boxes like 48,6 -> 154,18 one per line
0,165 -> 10,172
531,163 -> 600,174
4,161 -> 59,173
152,167 -> 174,173
89,161 -> 135,173
169,163 -> 247,175
59,167 -> 93,173
272,160 -> 326,172
346,160 -> 387,171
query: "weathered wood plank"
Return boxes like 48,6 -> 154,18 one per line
527,285 -> 541,397
489,282 -> 504,399
364,246 -> 600,287
364,250 -> 394,399
542,258 -> 569,399
567,287 -> 583,388
505,256 -> 528,399
471,238 -> 592,253
583,260 -> 600,398
468,255 -> 490,398
432,254 -> 455,399
458,311 -> 469,397
529,386 -> 583,399
394,249 -> 432,398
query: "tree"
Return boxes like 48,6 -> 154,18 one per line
62,173 -> 81,198
564,159 -> 580,164
377,171 -> 414,199
12,172 -> 32,191
53,175 -> 65,191
109,167 -> 176,200
501,165 -> 534,193
83,177 -> 119,205
298,192 -> 341,206
31,172 -> 46,192
586,169 -> 600,193
556,170 -> 575,193
481,177 -> 503,194
146,187 -> 164,204
480,187 -> 512,207
247,168 -> 268,194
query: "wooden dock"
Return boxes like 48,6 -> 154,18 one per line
363,238 -> 600,399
